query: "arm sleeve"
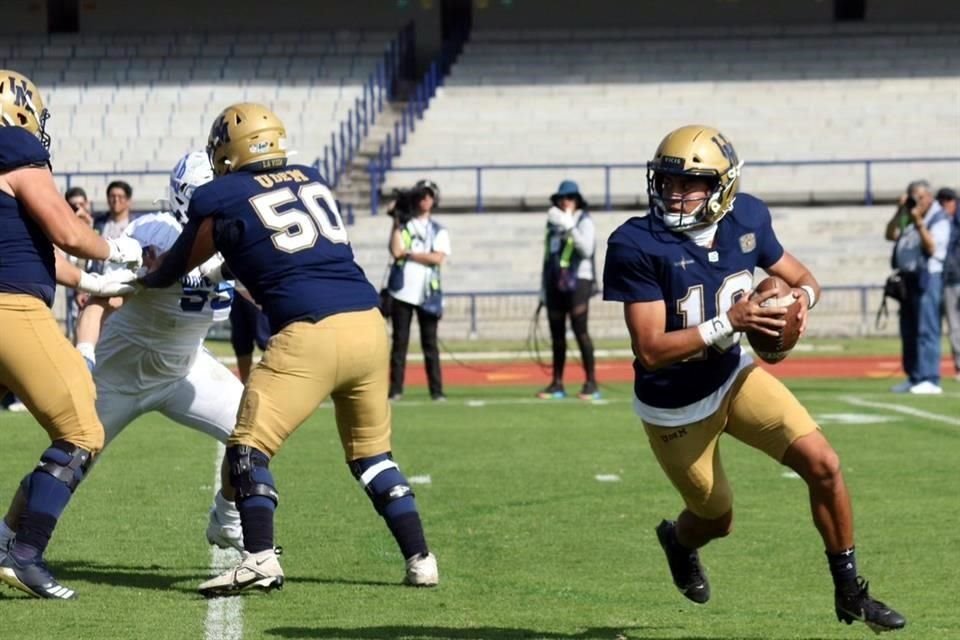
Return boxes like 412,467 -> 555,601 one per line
602,239 -> 662,302
140,217 -> 201,289
570,215 -> 595,259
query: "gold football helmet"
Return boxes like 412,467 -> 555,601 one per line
0,70 -> 51,149
646,125 -> 743,231
207,103 -> 288,177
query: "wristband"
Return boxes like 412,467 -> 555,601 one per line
800,285 -> 817,310
697,312 -> 734,346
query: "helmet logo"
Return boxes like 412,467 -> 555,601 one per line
211,115 -> 231,144
9,76 -> 33,110
711,133 -> 738,165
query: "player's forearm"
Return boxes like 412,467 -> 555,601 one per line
631,327 -> 712,371
54,251 -> 83,288
48,216 -> 110,261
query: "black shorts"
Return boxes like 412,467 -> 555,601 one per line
545,278 -> 594,313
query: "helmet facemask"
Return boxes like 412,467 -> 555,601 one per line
646,125 -> 743,232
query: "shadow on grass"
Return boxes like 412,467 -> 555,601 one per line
265,626 -> 839,640
39,560 -> 403,594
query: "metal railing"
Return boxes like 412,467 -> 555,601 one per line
369,156 -> 960,215
424,284 -> 891,340
313,22 -> 416,199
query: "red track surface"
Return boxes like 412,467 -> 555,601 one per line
400,356 -> 958,387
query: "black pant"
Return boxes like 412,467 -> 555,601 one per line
544,278 -> 596,385
389,298 -> 443,397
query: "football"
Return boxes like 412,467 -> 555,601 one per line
745,276 -> 802,364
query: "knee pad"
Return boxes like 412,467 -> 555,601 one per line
35,440 -> 93,493
227,445 -> 279,507
349,453 -> 415,515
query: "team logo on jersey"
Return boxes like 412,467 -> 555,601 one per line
739,233 -> 756,253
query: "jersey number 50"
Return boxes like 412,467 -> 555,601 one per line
250,182 -> 348,253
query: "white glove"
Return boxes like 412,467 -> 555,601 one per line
547,206 -> 575,231
77,269 -> 139,297
106,236 -> 143,268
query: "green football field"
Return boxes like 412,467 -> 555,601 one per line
1,379 -> 957,639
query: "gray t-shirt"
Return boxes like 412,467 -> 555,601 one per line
894,202 -> 950,274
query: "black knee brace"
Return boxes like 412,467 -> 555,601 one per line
33,440 -> 93,492
227,445 -> 279,506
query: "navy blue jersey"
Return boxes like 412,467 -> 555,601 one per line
0,127 -> 55,305
187,164 -> 378,333
603,194 -> 784,408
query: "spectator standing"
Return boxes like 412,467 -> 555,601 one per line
937,187 -> 959,380
886,180 -> 951,394
538,180 -> 599,400
386,180 -> 450,402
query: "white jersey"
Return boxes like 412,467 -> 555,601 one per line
96,212 -> 234,391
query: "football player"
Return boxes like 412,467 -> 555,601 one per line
139,103 -> 438,596
0,70 -> 142,599
603,125 -> 905,632
0,151 -> 247,565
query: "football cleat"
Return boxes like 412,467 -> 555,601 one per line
536,382 -> 566,400
655,519 -> 710,604
206,507 -> 244,553
198,547 -> 284,598
403,552 -> 439,587
0,555 -> 77,600
836,577 -> 906,633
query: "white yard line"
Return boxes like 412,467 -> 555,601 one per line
204,443 -> 243,640
842,396 -> 960,427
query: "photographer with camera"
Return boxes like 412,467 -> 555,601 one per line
63,187 -> 95,342
885,180 -> 951,394
385,179 -> 451,402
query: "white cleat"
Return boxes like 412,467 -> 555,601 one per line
198,547 -> 284,598
403,551 -> 439,587
205,508 -> 244,553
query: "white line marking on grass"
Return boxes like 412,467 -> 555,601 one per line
594,474 -> 621,482
842,396 -> 960,427
814,413 -> 899,426
781,471 -> 801,479
466,400 -> 486,407
408,475 -> 432,485
205,443 -> 242,640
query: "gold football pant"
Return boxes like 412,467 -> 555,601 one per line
643,364 -> 819,520
230,308 -> 392,461
0,293 -> 104,453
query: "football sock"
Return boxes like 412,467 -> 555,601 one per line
351,454 -> 428,559
826,547 -> 859,594
214,490 -> 241,527
12,513 -> 56,563
237,497 -> 274,554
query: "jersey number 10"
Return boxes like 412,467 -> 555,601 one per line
250,182 -> 348,253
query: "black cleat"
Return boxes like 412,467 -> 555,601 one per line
0,555 -> 77,600
836,577 -> 906,633
655,519 -> 710,604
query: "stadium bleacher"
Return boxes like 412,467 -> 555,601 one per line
1,30 -> 394,208
383,23 -> 960,207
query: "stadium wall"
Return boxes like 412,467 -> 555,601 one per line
0,0 -> 46,33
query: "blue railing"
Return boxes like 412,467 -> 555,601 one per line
416,284 -> 887,338
369,156 -> 960,215
366,36 -> 467,212
312,22 -> 415,207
